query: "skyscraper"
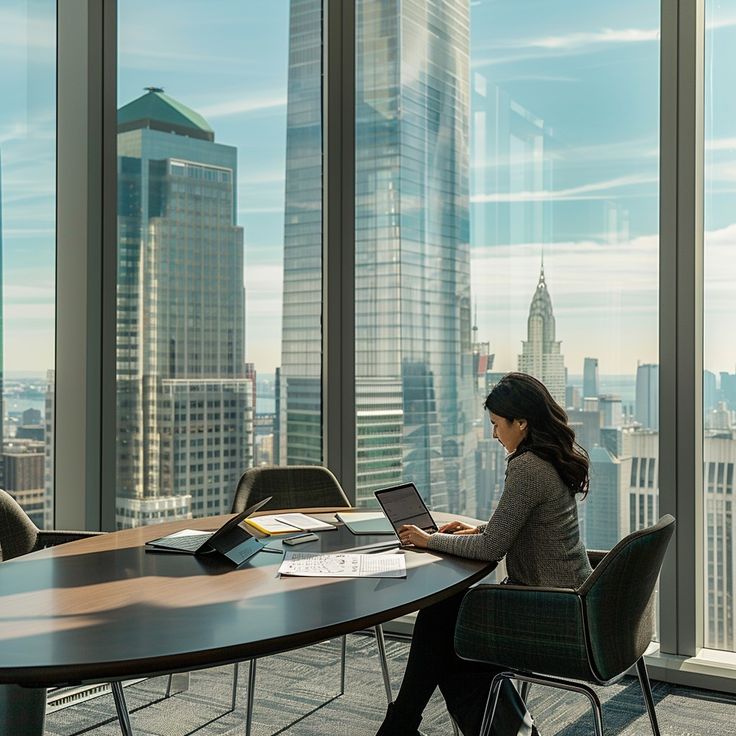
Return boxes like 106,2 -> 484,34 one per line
116,89 -> 253,528
518,263 -> 566,406
579,446 -> 631,551
635,363 -> 659,430
280,0 -> 476,512
583,357 -> 599,399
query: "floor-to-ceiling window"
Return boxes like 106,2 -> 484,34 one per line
468,0 -> 661,550
704,0 -> 736,652
0,0 -> 56,530
352,0 -> 661,542
115,0 -> 322,528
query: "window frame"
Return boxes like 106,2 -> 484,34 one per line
53,0 -> 736,690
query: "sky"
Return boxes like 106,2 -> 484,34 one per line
1,0 -> 735,379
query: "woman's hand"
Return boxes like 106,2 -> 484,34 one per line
438,520 -> 479,535
398,524 -> 432,549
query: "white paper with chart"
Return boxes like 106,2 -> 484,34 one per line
277,551 -> 406,578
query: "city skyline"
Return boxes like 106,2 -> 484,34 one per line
2,0 -> 736,377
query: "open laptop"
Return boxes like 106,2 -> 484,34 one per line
146,496 -> 272,565
374,483 -> 439,540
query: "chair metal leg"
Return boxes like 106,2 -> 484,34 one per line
636,657 -> 661,736
245,659 -> 257,736
231,662 -> 239,712
165,674 -> 173,698
519,680 -> 532,701
110,682 -> 134,736
479,672 -> 506,736
339,634 -> 347,695
482,672 -> 604,736
373,624 -> 393,704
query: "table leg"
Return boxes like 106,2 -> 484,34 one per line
111,682 -> 134,736
245,659 -> 257,736
0,685 -> 46,736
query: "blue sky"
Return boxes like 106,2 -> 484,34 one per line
1,0 -> 735,379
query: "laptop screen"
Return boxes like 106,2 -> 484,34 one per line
374,483 -> 437,534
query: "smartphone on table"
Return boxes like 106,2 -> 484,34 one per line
282,532 -> 320,546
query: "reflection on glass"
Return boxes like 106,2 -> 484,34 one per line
704,0 -> 736,652
351,0 -> 661,568
352,0 -> 475,511
0,1 -> 56,529
116,1 -> 318,527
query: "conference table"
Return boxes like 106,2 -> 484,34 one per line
0,508 -> 496,735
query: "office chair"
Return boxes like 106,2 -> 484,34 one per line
454,515 -> 675,736
231,465 -> 394,736
0,490 -> 115,731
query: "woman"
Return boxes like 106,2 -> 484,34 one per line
376,372 -> 592,736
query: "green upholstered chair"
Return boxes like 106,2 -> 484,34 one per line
231,465 -> 394,736
454,515 -> 675,736
232,464 -> 353,512
0,489 -> 111,733
0,488 -> 104,561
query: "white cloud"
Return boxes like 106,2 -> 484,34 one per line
471,173 -> 656,203
472,25 -> 659,67
197,95 -> 287,120
706,137 -> 736,152
0,6 -> 55,52
527,28 -> 659,51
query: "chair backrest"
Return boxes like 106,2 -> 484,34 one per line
231,466 -> 351,513
578,514 -> 675,681
0,489 -> 40,562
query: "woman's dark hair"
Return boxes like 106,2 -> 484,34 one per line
484,372 -> 589,496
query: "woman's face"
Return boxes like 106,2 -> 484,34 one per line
489,412 -> 528,453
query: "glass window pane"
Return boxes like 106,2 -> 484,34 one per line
116,0 -> 322,527
704,0 -> 736,652
0,1 -> 56,530
353,0 -> 660,563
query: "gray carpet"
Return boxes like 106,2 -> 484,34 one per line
45,634 -> 736,736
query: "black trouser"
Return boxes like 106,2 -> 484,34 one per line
392,592 -> 533,736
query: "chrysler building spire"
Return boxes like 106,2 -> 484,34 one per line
518,261 -> 566,406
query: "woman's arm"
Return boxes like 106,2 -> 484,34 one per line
425,457 -> 540,561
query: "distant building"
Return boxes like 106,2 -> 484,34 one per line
599,394 -> 623,428
3,439 -> 45,528
704,370 -> 717,413
518,264 -> 566,407
579,446 -> 631,551
566,384 -> 582,411
635,363 -> 659,430
115,89 -> 253,528
44,370 -> 54,529
583,357 -> 600,399
567,407 -> 601,457
706,402 -> 732,431
720,371 -> 736,411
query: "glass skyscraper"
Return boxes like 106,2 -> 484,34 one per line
116,89 -> 253,527
280,0 -> 476,511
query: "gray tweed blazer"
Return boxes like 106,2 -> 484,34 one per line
427,450 -> 592,588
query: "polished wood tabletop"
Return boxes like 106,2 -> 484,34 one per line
0,509 -> 496,688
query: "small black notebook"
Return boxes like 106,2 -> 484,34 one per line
146,497 -> 271,565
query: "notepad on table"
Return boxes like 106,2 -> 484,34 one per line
245,513 -> 336,535
278,551 -> 406,578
